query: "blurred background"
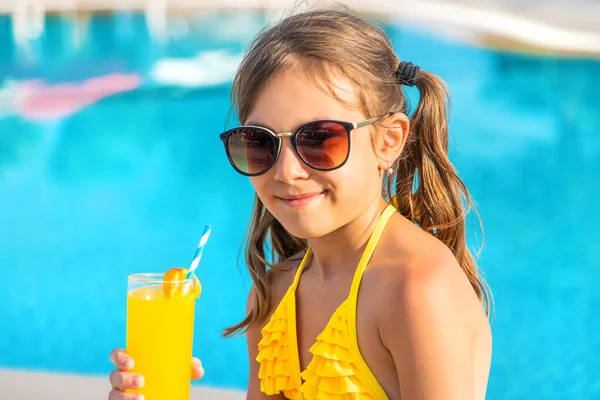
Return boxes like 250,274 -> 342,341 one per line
0,0 -> 598,399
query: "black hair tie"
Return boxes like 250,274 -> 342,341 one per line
396,61 -> 420,86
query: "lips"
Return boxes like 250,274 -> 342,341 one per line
277,191 -> 325,207
279,192 -> 322,201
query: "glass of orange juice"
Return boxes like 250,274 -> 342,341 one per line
126,271 -> 200,400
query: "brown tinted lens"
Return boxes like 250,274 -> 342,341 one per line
296,121 -> 349,169
227,127 -> 276,175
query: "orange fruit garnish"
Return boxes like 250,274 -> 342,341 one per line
163,268 -> 201,298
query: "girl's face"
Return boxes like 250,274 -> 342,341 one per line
246,66 -> 389,239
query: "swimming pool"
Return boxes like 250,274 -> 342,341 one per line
0,10 -> 598,399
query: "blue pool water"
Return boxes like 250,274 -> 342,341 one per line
0,11 -> 599,399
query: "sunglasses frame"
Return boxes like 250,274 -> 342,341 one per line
219,113 -> 392,177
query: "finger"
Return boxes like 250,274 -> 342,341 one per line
108,389 -> 145,400
191,357 -> 204,380
109,348 -> 134,370
109,370 -> 145,390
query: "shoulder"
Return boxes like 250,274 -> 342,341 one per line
246,249 -> 306,316
362,214 -> 491,398
378,247 -> 474,321
268,250 -> 306,304
365,217 -> 487,339
367,241 -> 467,319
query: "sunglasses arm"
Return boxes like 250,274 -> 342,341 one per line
354,112 -> 394,129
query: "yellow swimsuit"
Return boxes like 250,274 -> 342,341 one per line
256,205 -> 396,400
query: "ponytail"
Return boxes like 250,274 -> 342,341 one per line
389,70 -> 492,315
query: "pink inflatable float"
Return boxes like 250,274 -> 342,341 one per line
4,73 -> 142,121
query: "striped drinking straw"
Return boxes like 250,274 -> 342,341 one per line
186,224 -> 212,280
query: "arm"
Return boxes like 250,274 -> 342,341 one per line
245,286 -> 286,400
378,252 -> 476,400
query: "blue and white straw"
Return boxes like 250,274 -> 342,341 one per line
186,224 -> 212,279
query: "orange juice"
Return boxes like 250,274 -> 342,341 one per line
126,274 -> 197,400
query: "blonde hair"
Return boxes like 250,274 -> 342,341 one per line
223,6 -> 491,337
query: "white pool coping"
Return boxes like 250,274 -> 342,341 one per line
0,368 -> 246,400
1,0 -> 599,56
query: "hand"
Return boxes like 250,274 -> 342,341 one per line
108,348 -> 205,400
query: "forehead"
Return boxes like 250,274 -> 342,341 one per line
245,65 -> 364,131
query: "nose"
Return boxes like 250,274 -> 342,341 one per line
273,138 -> 310,183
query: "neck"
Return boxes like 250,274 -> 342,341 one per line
306,197 -> 389,280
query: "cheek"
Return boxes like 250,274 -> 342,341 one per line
344,138 -> 381,183
249,175 -> 270,201
325,143 -> 381,204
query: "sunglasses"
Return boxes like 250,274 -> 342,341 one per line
219,113 -> 391,176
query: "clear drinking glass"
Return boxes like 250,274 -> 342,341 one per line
126,272 -> 198,400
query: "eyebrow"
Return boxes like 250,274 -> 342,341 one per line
245,117 -> 332,132
245,121 -> 276,132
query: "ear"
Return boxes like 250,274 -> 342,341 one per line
374,112 -> 410,171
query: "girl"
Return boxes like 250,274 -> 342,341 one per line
109,6 -> 492,400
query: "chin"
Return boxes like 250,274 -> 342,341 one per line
282,222 -> 327,240
270,206 -> 336,240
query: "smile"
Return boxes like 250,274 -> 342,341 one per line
277,191 -> 326,207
